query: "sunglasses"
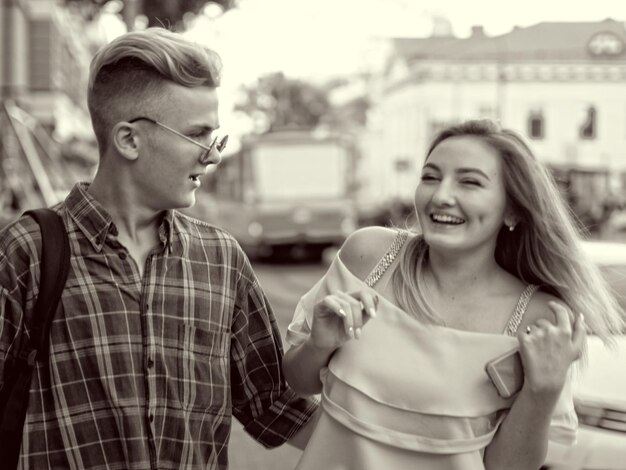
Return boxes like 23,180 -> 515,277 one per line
128,116 -> 227,164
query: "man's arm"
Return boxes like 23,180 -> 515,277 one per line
285,407 -> 320,450
0,219 -> 37,383
229,253 -> 318,448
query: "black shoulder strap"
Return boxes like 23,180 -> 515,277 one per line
22,209 -> 70,362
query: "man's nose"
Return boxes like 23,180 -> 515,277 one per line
201,145 -> 222,166
207,135 -> 228,166
207,147 -> 222,166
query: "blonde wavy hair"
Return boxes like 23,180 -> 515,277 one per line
392,119 -> 624,342
87,28 -> 222,154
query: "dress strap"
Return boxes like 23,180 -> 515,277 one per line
364,230 -> 409,288
503,284 -> 540,336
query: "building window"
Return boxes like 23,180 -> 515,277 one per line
528,110 -> 545,139
579,106 -> 597,140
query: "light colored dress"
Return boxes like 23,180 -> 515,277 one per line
287,231 -> 577,470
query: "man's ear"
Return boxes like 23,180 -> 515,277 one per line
111,122 -> 140,161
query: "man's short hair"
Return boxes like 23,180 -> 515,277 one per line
87,28 -> 222,154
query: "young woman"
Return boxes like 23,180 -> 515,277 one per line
283,119 -> 624,469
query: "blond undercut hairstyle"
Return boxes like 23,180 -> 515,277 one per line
87,27 -> 222,155
392,119 -> 625,344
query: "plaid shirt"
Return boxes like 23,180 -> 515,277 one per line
0,183 -> 317,470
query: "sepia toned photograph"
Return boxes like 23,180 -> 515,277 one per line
1,1 -> 625,469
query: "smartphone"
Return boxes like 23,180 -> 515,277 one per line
485,348 -> 525,398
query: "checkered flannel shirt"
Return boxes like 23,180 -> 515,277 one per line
0,183 -> 317,470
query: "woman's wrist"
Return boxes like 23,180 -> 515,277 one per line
518,382 -> 561,411
303,337 -> 338,365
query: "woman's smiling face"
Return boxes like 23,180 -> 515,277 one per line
414,136 -> 509,254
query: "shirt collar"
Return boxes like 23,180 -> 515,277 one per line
66,183 -> 115,252
66,183 -> 175,253
160,210 -> 176,254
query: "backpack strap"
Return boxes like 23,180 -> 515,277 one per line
0,209 -> 70,469
364,230 -> 409,288
22,209 -> 71,362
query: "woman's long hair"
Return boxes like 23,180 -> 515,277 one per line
392,119 -> 624,342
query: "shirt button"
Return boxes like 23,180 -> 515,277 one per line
118,251 -> 127,260
149,413 -> 154,423
147,358 -> 154,368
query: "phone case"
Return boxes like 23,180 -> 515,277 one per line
485,348 -> 525,398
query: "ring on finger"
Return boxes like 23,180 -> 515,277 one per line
526,325 -> 532,335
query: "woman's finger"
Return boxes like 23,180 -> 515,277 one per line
338,292 -> 363,339
348,290 -> 379,319
571,313 -> 586,354
320,295 -> 353,338
548,301 -> 573,334
360,293 -> 378,319
320,295 -> 347,319
534,318 -> 553,330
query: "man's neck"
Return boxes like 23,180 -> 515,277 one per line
87,171 -> 162,245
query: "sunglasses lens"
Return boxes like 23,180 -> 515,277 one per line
217,135 -> 228,152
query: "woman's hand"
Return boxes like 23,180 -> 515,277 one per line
309,290 -> 378,351
518,301 -> 586,402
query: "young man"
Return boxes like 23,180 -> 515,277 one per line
0,28 -> 317,469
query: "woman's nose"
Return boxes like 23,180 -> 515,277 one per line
432,181 -> 456,206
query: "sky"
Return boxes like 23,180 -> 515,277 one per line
101,0 -> 625,84
98,0 -> 625,137
182,0 -> 626,83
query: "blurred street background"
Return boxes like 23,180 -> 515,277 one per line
2,1 -> 626,469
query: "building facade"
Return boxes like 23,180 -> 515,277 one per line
0,0 -> 100,223
0,0 -> 96,139
359,19 -> 626,227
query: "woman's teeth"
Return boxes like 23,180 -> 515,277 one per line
431,214 -> 464,224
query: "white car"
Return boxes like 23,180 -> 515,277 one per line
544,241 -> 626,470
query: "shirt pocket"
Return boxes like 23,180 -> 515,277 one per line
177,323 -> 229,411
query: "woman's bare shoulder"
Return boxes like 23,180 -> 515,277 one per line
338,226 -> 402,281
520,289 -> 573,328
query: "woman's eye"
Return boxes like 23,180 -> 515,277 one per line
461,179 -> 482,186
421,174 -> 439,182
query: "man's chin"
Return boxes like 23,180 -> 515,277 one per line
161,196 -> 196,212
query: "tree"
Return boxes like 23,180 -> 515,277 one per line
235,72 -> 331,133
321,77 -> 370,130
64,0 -> 237,30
